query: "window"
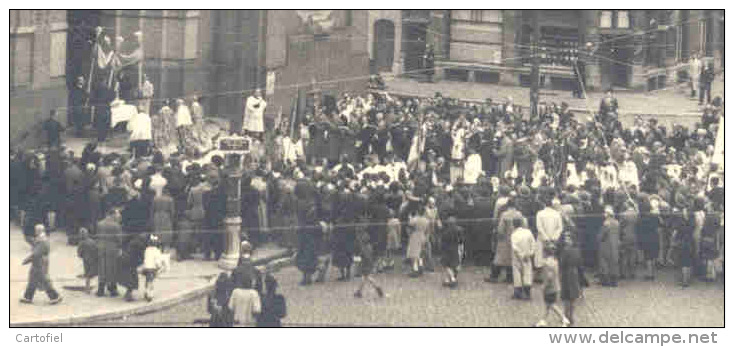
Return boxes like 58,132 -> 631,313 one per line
50,31 -> 66,77
600,10 -> 630,29
470,10 -> 481,22
467,10 -> 502,23
184,13 -> 199,60
483,10 -> 503,23
699,21 -> 706,54
10,34 -> 33,88
600,11 -> 613,28
617,11 -> 630,28
345,10 -> 353,26
452,10 -> 471,21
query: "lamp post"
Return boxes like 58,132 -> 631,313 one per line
218,153 -> 244,270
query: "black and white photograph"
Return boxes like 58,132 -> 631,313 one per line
7,6 -> 726,334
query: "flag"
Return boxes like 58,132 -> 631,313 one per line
95,43 -> 115,69
114,45 -> 143,71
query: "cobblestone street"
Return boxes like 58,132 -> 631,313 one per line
90,261 -> 724,327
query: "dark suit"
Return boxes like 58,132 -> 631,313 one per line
22,239 -> 61,301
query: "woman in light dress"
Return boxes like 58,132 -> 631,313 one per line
175,99 -> 194,151
152,100 -> 177,156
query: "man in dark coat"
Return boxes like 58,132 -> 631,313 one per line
42,110 -> 64,148
699,63 -> 715,105
295,175 -> 319,285
95,85 -> 114,142
69,75 -> 88,135
20,225 -> 63,305
241,175 -> 261,248
707,177 -> 724,212
367,191 -> 390,271
96,206 -> 123,297
231,241 -> 262,292
203,176 -> 226,260
332,187 -> 356,280
470,188 -> 495,265
389,120 -> 407,162
358,121 -> 378,165
118,233 -> 146,302
63,157 -> 84,244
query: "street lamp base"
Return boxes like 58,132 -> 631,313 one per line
218,253 -> 239,270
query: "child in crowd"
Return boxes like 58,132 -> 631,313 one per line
558,230 -> 582,326
385,209 -> 401,270
511,217 -> 535,300
441,217 -> 463,288
141,234 -> 167,301
354,231 -> 385,299
535,240 -> 570,327
76,227 -> 98,293
257,274 -> 287,327
207,273 -> 234,327
228,273 -> 261,326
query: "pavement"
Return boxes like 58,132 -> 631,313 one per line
9,223 -> 291,327
87,258 -> 724,327
382,74 -> 724,128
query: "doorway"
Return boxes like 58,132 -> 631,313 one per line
373,20 -> 396,73
402,22 -> 427,75
601,36 -> 633,89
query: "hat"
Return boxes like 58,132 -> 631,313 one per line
240,241 -> 253,254
578,191 -> 591,201
34,224 -> 46,236
519,186 -> 531,197
498,185 -> 511,196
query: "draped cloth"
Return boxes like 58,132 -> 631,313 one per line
618,160 -> 639,188
243,96 -> 267,133
463,153 -> 482,185
176,105 -> 193,128
95,44 -> 115,70
531,160 -> 548,188
113,46 -> 143,71
599,164 -> 619,191
152,106 -> 177,156
407,123 -> 427,171
565,162 -> 582,188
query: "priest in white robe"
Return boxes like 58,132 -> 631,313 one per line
618,155 -> 640,189
243,89 -> 267,137
463,148 -> 482,185
282,135 -> 304,165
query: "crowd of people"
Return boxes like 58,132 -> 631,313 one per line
12,80 -> 724,325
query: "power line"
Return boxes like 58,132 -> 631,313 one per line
11,48 -> 541,113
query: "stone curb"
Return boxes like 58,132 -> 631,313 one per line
10,250 -> 294,327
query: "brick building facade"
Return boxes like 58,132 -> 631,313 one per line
10,10 -> 372,139
419,10 -> 723,92
9,10 -> 69,143
10,10 -> 724,142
